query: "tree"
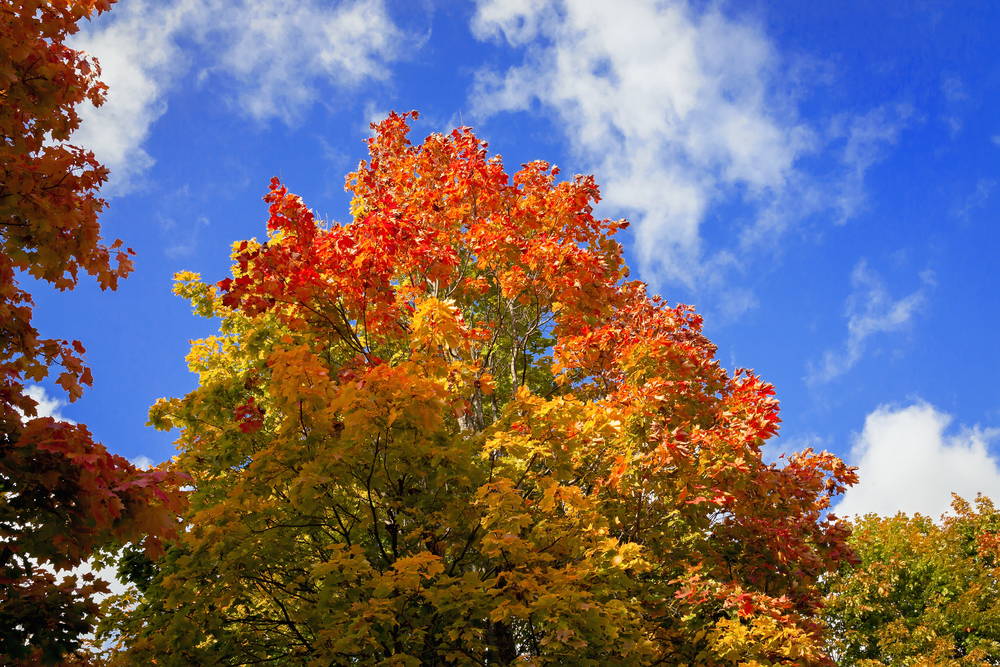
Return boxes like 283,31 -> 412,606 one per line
822,495 -> 1000,665
106,112 -> 858,664
1,2 -> 186,663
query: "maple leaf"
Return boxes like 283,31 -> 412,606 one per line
0,2 -> 187,663
104,112 -> 858,665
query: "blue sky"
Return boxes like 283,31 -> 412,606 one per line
30,0 -> 1000,518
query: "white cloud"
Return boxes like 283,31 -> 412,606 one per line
69,0 -> 403,193
130,455 -> 156,470
835,403 -> 1000,518
715,286 -> 759,321
472,0 -> 809,287
763,431 -> 829,466
69,0 -> 194,194
809,260 -> 932,383
470,1 -> 910,293
21,385 -> 74,423
210,1 -> 401,123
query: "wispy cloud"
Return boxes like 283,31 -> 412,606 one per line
69,0 -> 190,194
940,74 -> 970,137
69,0 -> 405,194
941,75 -> 969,105
835,402 -> 1000,518
470,0 -> 910,295
809,260 -> 933,383
362,101 -> 392,134
951,178 -> 996,221
163,215 -> 210,260
830,104 -> 913,224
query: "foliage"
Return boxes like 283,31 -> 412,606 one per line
822,495 -> 1000,665
105,112 -> 858,665
0,1 -> 186,663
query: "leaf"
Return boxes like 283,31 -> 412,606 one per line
107,111 -> 858,666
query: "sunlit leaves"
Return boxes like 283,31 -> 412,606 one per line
822,495 -> 1000,665
1,3 -> 186,663
107,113 -> 858,664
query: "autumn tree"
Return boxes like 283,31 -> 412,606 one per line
105,112 -> 857,665
0,2 -> 185,663
822,495 -> 1000,665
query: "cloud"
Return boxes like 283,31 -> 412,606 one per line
209,1 -> 402,123
809,260 -> 932,383
163,215 -> 210,260
763,431 -> 829,466
951,178 -> 995,221
69,0 -> 404,193
470,1 -> 910,293
715,286 -> 759,322
830,104 -> 912,224
68,0 -> 192,194
940,75 -> 969,137
362,101 -> 392,134
940,75 -> 969,105
22,385 -> 74,423
130,455 -> 156,470
835,403 -> 1000,518
472,0 -> 813,287
21,391 -> 155,470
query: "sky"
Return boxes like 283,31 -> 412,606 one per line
27,0 -> 1000,520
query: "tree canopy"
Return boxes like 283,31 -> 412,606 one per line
103,112 -> 859,665
0,2 -> 185,663
822,495 -> 1000,665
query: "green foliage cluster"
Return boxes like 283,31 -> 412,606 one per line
823,495 -> 1000,665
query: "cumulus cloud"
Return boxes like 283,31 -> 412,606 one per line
69,0 -> 403,193
470,1 -> 909,292
809,260 -> 933,383
835,403 -> 1000,518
